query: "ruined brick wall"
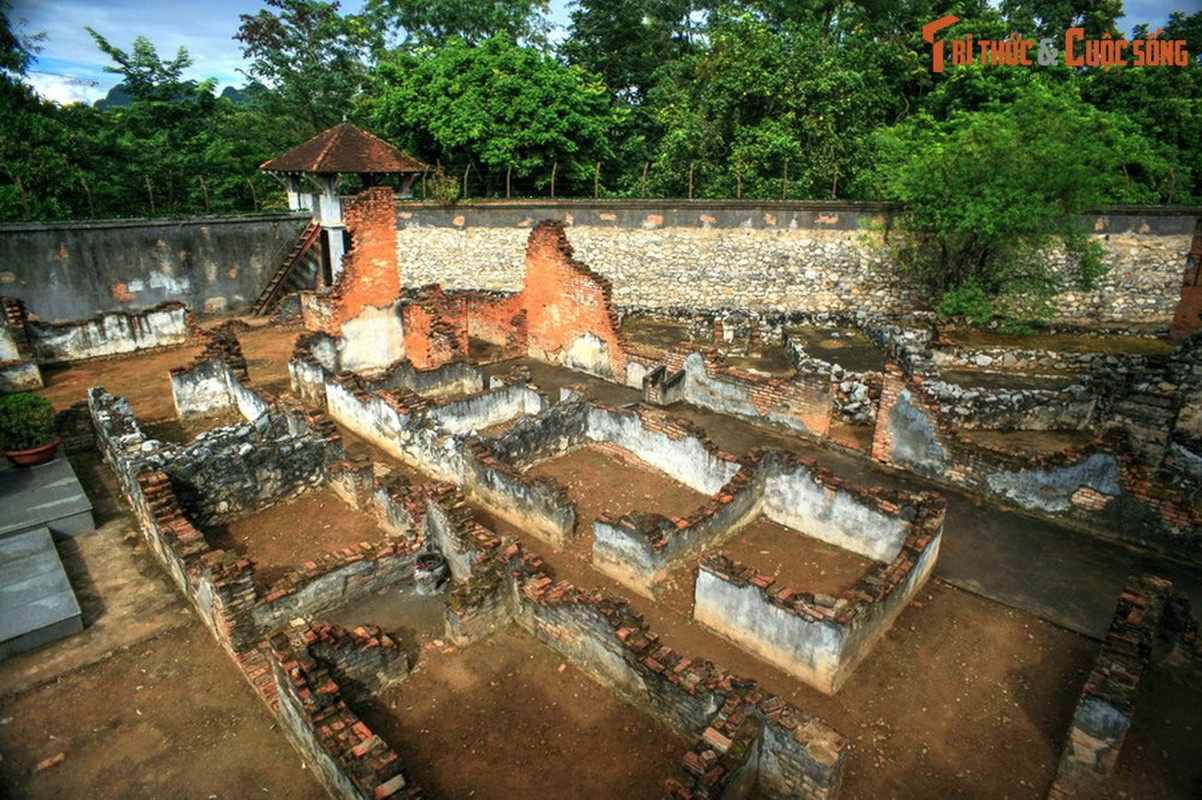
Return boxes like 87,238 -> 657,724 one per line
392,202 -> 1196,326
399,284 -> 468,369
871,368 -> 1202,557
330,187 -> 402,332
522,221 -> 628,382
460,290 -> 527,358
271,630 -> 418,800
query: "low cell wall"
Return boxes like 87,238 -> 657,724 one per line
1048,576 -> 1176,799
592,465 -> 763,598
439,513 -> 848,799
271,627 -> 418,800
592,447 -> 920,600
870,368 -> 1202,557
28,302 -> 192,364
693,497 -> 941,695
584,401 -> 741,494
431,382 -> 544,435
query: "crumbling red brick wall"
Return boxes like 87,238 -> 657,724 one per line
522,221 -> 627,382
461,291 -> 528,360
324,201 -> 628,376
401,285 -> 468,369
329,187 -> 401,334
1169,220 -> 1202,339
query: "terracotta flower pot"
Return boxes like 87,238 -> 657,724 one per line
3,436 -> 62,467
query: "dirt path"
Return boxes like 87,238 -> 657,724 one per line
0,623 -> 326,800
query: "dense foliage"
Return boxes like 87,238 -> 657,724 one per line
1,0 -> 1199,325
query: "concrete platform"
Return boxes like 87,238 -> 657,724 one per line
0,454 -> 94,541
0,526 -> 83,659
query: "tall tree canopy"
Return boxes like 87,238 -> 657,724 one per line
368,35 -> 622,195
877,81 -> 1164,327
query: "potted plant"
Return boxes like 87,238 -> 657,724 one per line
0,392 -> 60,466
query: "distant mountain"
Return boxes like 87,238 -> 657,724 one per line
220,85 -> 252,105
94,84 -> 131,109
94,83 -> 252,108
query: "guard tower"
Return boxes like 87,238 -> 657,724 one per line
259,122 -> 430,282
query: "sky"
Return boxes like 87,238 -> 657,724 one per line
8,0 -> 1199,106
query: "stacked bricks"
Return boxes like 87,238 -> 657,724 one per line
400,284 -> 468,369
270,627 -> 419,800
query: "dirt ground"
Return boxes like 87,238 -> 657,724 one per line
526,445 -> 710,531
33,318 -> 301,426
207,487 -> 391,590
719,517 -> 876,598
0,623 -> 326,800
357,626 -> 689,800
0,451 -> 325,800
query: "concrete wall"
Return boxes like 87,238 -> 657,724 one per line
392,201 -> 1197,325
27,303 -> 192,363
0,214 -> 310,322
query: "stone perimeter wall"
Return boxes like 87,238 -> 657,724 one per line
393,201 -> 1197,325
0,213 -> 311,322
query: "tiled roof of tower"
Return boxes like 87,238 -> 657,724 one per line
259,122 -> 430,175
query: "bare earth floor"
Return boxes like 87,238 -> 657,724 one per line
208,487 -> 392,590
719,517 -> 877,599
0,623 -> 326,800
356,626 -> 690,800
525,445 -> 711,532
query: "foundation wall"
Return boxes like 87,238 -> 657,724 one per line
584,403 -> 741,494
678,351 -> 834,438
27,302 -> 192,363
1048,576 -> 1174,799
871,369 -> 1202,556
694,499 -> 942,695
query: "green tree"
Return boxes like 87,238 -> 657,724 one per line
876,81 -> 1164,328
0,2 -> 89,220
562,0 -> 698,101
644,14 -> 895,199
368,35 -> 623,195
235,0 -> 376,134
366,0 -> 550,48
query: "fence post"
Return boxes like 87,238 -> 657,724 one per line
245,177 -> 258,210
14,175 -> 30,219
80,176 -> 95,217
